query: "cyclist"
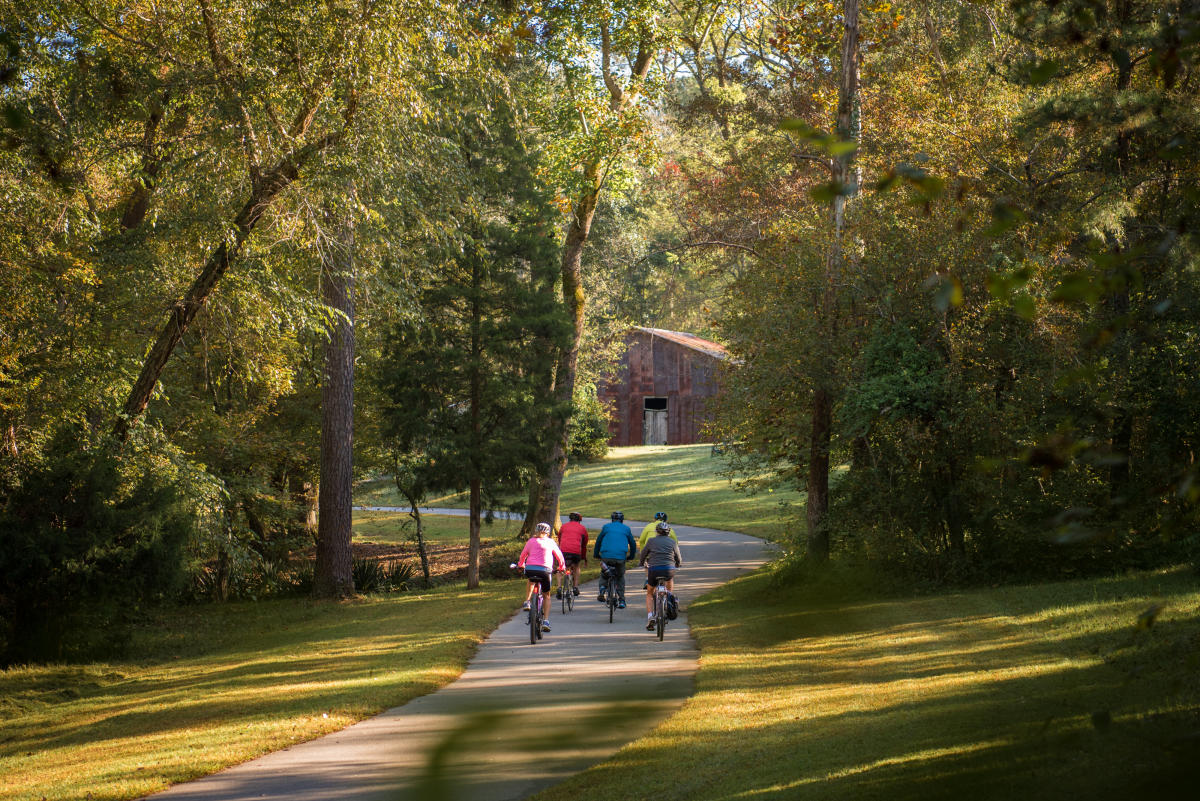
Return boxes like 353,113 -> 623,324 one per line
556,512 -> 588,599
639,521 -> 683,630
638,511 -> 677,551
593,511 -> 637,608
517,522 -> 566,632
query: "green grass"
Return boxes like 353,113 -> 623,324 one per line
527,565 -> 1200,801
352,511 -> 523,545
0,582 -> 523,801
356,444 -> 802,541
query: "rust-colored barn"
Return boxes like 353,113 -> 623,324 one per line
598,327 -> 727,446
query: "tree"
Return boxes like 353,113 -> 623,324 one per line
524,2 -> 663,526
378,93 -> 566,588
314,195 -> 356,599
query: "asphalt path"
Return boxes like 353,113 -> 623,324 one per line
149,516 -> 773,801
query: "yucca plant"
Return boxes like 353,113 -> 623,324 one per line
351,558 -> 386,594
383,560 -> 415,592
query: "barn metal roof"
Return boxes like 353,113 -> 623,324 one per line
634,327 -> 729,360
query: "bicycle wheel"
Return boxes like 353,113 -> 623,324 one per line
529,589 -> 539,645
561,576 -> 568,614
536,595 -> 544,640
608,592 -> 616,623
565,577 -> 574,612
656,591 -> 665,640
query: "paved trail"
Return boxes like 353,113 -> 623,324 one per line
150,517 -> 772,801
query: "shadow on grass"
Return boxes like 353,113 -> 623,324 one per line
0,586 -> 521,771
531,568 -> 1200,801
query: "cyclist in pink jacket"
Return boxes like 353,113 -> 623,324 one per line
518,522 -> 566,631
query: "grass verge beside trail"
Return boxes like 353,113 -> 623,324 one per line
356,444 -> 802,541
0,582 -> 522,801
528,565 -> 1200,801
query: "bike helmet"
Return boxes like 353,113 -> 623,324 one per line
568,512 -> 582,522
654,511 -> 668,522
655,521 -> 671,535
535,522 -> 552,536
611,511 -> 624,522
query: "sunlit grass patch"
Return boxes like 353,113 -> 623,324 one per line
0,582 -> 523,801
355,445 -> 800,541
529,566 -> 1200,801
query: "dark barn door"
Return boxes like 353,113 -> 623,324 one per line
643,397 -> 667,445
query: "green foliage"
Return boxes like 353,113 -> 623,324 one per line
0,432 -> 194,665
568,384 -> 613,463
351,558 -> 387,594
375,90 -> 569,512
698,0 -> 1200,582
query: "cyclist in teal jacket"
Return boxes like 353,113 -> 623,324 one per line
593,511 -> 637,608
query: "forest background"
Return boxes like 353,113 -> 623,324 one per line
1,0 -> 1198,666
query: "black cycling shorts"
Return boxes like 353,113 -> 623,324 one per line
562,552 -> 583,567
645,566 -> 677,588
524,567 -> 551,593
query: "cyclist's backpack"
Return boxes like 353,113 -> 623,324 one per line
666,592 -> 679,620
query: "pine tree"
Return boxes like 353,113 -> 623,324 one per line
378,96 -> 567,588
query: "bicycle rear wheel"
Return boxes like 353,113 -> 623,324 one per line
561,576 -> 568,614
536,595 -> 544,640
608,593 -> 615,623
565,578 -> 574,612
529,590 -> 539,644
656,592 -> 665,640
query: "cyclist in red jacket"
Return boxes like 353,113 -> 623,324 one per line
556,512 -> 589,599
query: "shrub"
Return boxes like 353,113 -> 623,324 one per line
568,385 -> 611,463
0,431 -> 193,665
351,558 -> 386,594
382,560 -> 415,592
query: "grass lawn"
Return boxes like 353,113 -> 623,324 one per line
352,510 -> 523,546
355,444 -> 802,541
0,582 -> 522,801
527,565 -> 1200,801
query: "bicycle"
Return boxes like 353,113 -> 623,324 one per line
651,576 -> 671,641
511,564 -> 550,644
558,570 -> 575,614
600,562 -> 618,623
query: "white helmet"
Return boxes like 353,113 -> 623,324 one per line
535,522 -> 552,536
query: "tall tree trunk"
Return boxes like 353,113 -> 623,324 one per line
535,31 -> 654,526
536,179 -> 600,526
314,205 -> 356,599
806,387 -> 833,563
467,260 -> 484,589
521,478 -> 542,539
806,0 -> 859,564
468,478 -> 482,589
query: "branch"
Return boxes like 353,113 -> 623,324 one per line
198,0 -> 262,172
600,23 -> 624,107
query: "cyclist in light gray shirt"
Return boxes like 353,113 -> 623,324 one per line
638,522 -> 682,630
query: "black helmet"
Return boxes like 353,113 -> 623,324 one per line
611,511 -> 624,522
568,512 -> 582,522
655,521 -> 671,535
654,511 -> 668,522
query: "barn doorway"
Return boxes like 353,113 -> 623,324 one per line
643,397 -> 668,445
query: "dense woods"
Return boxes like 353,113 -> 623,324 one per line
1,0 -> 1198,664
